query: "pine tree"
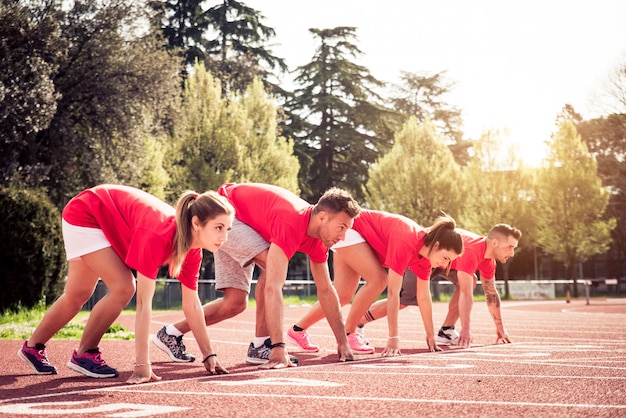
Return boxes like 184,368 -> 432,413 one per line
289,27 -> 393,201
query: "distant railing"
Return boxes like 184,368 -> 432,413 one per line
82,277 -> 624,311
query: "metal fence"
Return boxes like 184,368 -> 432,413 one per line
82,277 -> 624,311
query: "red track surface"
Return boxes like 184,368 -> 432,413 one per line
1,298 -> 625,417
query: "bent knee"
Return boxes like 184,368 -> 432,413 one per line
107,280 -> 136,304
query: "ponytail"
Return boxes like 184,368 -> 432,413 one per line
424,213 -> 464,262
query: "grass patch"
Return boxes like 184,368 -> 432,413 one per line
0,304 -> 133,340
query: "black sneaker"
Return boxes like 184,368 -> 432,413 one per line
246,338 -> 299,365
67,348 -> 119,378
18,341 -> 58,375
153,326 -> 196,362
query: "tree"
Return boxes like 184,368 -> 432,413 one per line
576,113 -> 626,277
151,0 -> 287,95
149,0 -> 209,66
0,0 -> 66,186
535,120 -> 616,297
50,0 -> 181,207
388,70 -> 471,165
366,118 -> 464,224
576,58 -> 626,276
0,186 -> 66,312
167,62 -> 299,198
236,78 -> 300,192
460,129 -> 538,295
289,27 -> 394,201
204,0 -> 287,95
167,62 -> 237,195
1,0 -> 182,208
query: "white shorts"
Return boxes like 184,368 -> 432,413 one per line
62,219 -> 112,261
331,228 -> 366,251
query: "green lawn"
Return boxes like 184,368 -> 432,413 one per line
1,292 -> 468,340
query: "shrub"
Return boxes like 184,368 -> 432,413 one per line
0,187 -> 66,312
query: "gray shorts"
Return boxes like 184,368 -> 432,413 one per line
399,268 -> 459,305
214,219 -> 270,293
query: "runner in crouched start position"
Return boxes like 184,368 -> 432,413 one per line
155,183 -> 360,368
18,184 -> 234,384
357,224 -> 521,348
287,211 -> 464,356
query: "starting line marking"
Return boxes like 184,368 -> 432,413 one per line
350,363 -> 474,369
207,377 -> 342,387
0,401 -> 188,417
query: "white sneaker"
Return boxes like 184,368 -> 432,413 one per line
436,327 -> 459,345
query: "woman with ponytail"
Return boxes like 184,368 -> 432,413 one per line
18,185 -> 234,385
288,211 -> 463,356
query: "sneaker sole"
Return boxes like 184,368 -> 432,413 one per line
152,335 -> 195,363
246,355 -> 300,365
66,361 -> 118,378
435,337 -> 457,346
17,349 -> 57,375
286,333 -> 320,352
245,356 -> 268,365
351,348 -> 375,354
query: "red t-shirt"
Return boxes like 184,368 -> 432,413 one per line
218,183 -> 328,263
451,229 -> 496,280
62,184 -> 201,289
352,210 -> 430,280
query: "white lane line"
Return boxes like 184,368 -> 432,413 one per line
95,389 -> 626,411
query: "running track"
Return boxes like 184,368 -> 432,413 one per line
1,298 -> 625,417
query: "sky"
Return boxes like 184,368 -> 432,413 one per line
248,0 -> 626,166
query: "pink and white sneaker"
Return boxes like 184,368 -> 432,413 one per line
287,327 -> 320,352
348,332 -> 375,354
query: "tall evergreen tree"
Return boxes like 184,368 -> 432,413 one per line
204,0 -> 287,95
389,70 -> 470,165
151,0 -> 286,94
289,26 -> 394,201
535,120 -> 616,297
366,118 -> 464,224
148,0 -> 209,66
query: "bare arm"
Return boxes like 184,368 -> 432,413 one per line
260,243 -> 294,369
382,269 -> 403,356
310,260 -> 354,362
181,285 -> 227,375
482,278 -> 510,343
456,270 -> 475,348
127,273 -> 161,384
416,277 -> 441,352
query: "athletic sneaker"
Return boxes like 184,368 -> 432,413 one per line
153,326 -> 196,362
355,326 -> 370,345
246,338 -> 299,365
348,332 -> 375,354
67,348 -> 119,378
18,341 -> 58,375
436,327 -> 460,345
286,327 -> 319,352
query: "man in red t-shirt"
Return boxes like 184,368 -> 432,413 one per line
357,224 -> 521,348
431,225 -> 521,347
155,183 -> 361,368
